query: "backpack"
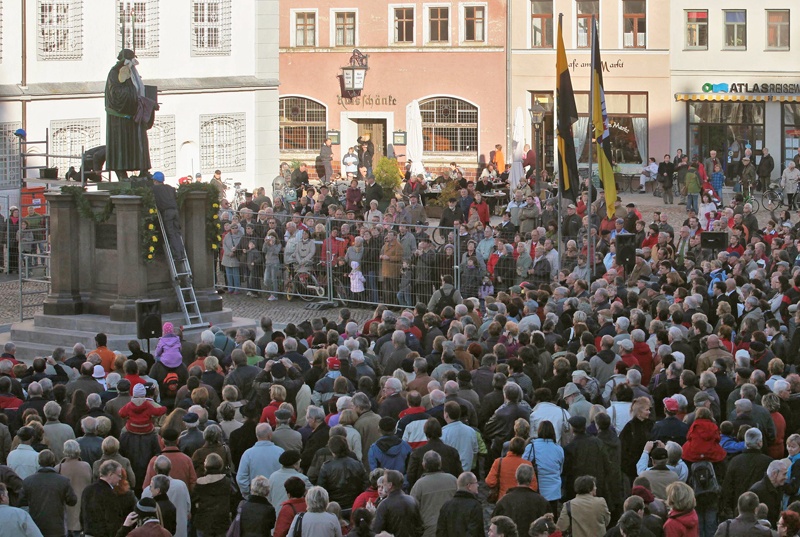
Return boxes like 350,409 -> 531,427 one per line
434,286 -> 457,313
163,371 -> 180,398
689,461 -> 720,499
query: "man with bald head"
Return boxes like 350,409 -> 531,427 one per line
236,423 -> 284,498
696,335 -> 733,375
590,335 -> 621,385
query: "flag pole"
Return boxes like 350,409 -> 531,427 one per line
556,13 -> 563,261
587,15 -> 596,280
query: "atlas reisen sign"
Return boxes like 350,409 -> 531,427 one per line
702,82 -> 800,94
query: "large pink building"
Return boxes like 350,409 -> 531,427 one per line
278,0 -> 507,179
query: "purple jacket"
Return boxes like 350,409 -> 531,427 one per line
154,333 -> 183,368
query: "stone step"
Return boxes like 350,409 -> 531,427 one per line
31,311 -> 234,335
1,314 -> 256,363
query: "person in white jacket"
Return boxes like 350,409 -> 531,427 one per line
530,388 -> 571,444
781,161 -> 800,209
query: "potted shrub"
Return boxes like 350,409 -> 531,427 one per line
424,180 -> 460,219
373,156 -> 403,211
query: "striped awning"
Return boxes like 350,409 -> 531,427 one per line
675,93 -> 771,102
675,93 -> 800,102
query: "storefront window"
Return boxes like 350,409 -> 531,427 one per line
279,96 -> 327,152
420,97 -> 478,155
687,101 -> 764,171
782,104 -> 800,167
574,92 -> 647,165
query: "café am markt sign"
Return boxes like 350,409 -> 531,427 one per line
703,82 -> 800,94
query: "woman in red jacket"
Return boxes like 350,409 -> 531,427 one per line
471,193 -> 490,226
274,476 -> 308,537
663,482 -> 699,537
681,407 -> 726,464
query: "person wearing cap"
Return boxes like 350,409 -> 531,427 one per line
265,450 -> 310,512
562,203 -> 582,241
148,171 -> 187,262
119,496 -> 171,536
563,382 -> 591,420
177,412 -> 204,458
7,427 -> 39,479
652,397 -> 690,445
143,428 -> 197,493
637,445 -> 680,501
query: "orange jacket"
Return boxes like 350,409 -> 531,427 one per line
485,452 -> 537,500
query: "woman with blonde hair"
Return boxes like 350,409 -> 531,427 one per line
663,481 -> 698,536
339,409 -> 363,461
619,396 -> 655,483
587,404 -> 608,436
243,340 -> 260,366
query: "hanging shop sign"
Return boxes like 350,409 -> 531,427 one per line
702,82 -> 800,94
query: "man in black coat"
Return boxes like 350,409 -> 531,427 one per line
749,459 -> 787,527
482,383 -> 530,460
300,406 -> 330,473
492,464 -> 549,534
82,459 -> 128,537
373,469 -> 424,537
364,173 -> 383,207
757,147 -> 775,191
406,418 -> 461,487
720,428 -> 773,514
149,474 -> 178,536
563,416 -> 611,500
438,198 -> 464,229
151,171 -> 186,261
437,472 -> 485,537
21,449 -> 77,537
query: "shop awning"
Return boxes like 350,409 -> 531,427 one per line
675,93 -> 800,102
674,93 -> 771,102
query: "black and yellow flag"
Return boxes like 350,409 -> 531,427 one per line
590,17 -> 617,217
556,15 -> 579,203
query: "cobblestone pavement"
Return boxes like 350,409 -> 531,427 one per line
0,186 -> 778,328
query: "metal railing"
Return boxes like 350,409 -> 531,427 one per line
213,211 -> 467,310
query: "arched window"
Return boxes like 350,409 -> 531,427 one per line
50,118 -> 101,174
279,97 -> 327,152
419,97 -> 478,154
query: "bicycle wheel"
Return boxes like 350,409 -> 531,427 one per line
763,190 -> 783,212
749,197 -> 761,214
294,272 -> 322,302
432,227 -> 447,247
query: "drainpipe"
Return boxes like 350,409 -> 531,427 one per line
21,0 -> 27,131
505,0 -> 511,169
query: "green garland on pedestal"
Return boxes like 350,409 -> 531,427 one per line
62,183 -> 161,263
176,182 -> 222,254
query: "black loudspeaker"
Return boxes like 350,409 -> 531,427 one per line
616,234 -> 637,273
136,299 -> 162,339
701,232 -> 728,250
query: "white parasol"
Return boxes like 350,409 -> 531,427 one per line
406,100 -> 426,177
509,106 -> 526,196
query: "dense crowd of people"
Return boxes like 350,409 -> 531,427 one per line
4,148 -> 800,536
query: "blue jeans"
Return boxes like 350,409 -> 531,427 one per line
733,181 -> 742,193
264,264 -> 281,293
397,290 -> 412,307
366,271 -> 378,303
697,507 -> 718,537
687,193 -> 699,213
225,266 -> 241,291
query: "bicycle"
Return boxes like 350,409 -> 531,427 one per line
762,182 -> 785,212
223,178 -> 247,209
741,184 -> 761,214
284,264 -> 325,302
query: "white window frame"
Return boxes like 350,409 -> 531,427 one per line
424,3 -> 452,45
279,95 -> 329,153
49,118 -> 101,174
766,9 -> 790,51
190,0 -> 231,57
199,113 -> 246,173
149,115 -> 176,176
619,0 -> 647,49
723,9 -> 747,50
330,9 -> 358,48
528,0 -> 554,49
574,0 -> 600,49
388,4 -> 417,46
116,0 -> 159,57
0,122 -> 22,189
684,9 -> 708,50
290,8 -> 319,48
459,2 -> 487,45
37,0 -> 83,60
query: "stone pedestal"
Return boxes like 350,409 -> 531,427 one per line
183,191 -> 223,314
109,196 -> 147,322
43,192 -> 82,315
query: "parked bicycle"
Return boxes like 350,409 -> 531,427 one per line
762,182 -> 785,212
284,264 -> 325,302
742,184 -> 761,214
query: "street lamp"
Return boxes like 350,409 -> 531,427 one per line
340,49 -> 369,96
529,101 -> 546,174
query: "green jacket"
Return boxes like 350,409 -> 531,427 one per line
741,163 -> 757,185
685,168 -> 702,194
